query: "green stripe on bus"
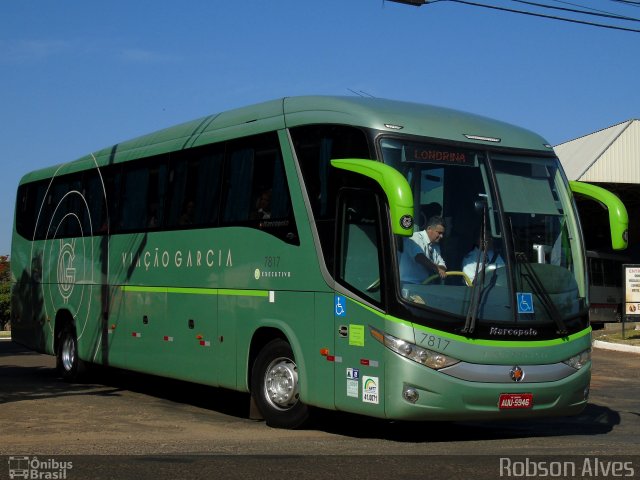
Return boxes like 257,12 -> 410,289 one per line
219,289 -> 269,297
121,286 -> 269,297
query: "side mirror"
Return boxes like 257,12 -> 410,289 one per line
331,159 -> 415,236
570,181 -> 628,250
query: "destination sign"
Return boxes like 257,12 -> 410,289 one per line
407,144 -> 475,166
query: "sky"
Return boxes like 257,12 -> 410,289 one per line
1,0 -> 639,255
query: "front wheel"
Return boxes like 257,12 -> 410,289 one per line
56,325 -> 86,382
251,338 -> 309,429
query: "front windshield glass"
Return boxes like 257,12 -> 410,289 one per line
492,155 -> 586,323
381,138 -> 585,332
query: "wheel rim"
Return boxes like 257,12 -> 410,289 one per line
61,336 -> 75,372
263,356 -> 299,411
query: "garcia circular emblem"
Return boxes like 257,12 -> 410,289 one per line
400,214 -> 414,230
57,239 -> 77,303
510,365 -> 525,382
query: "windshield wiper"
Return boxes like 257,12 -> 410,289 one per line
463,198 -> 489,335
515,252 -> 569,336
462,245 -> 487,335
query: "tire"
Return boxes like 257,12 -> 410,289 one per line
251,338 -> 309,429
56,325 -> 86,382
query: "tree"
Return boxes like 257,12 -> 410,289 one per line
0,255 -> 10,330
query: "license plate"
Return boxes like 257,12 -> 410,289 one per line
499,393 -> 533,409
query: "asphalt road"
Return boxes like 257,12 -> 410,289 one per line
1,339 -> 638,479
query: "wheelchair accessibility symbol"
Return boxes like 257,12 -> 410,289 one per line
335,295 -> 346,317
517,292 -> 534,314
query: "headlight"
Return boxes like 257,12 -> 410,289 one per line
563,348 -> 591,370
369,326 -> 459,369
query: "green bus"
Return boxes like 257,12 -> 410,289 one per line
11,96 -> 628,428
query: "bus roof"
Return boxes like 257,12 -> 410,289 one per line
283,96 -> 552,152
19,96 -> 554,184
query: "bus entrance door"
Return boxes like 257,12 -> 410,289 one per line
332,188 -> 387,418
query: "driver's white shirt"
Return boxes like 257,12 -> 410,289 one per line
411,230 -> 446,267
399,231 -> 446,284
462,247 -> 504,282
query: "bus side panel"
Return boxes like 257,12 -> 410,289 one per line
104,289 -> 220,384
312,292 -> 336,410
121,289 -> 167,374
166,292 -> 218,385
104,285 -> 129,369
217,294 -> 241,390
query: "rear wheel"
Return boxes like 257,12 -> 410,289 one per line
251,338 -> 309,429
56,325 -> 86,381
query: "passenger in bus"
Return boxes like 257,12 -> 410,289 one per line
179,200 -> 195,225
399,216 -> 448,284
462,236 -> 504,284
147,202 -> 160,228
251,189 -> 272,220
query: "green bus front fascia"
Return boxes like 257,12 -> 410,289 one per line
333,296 -> 591,420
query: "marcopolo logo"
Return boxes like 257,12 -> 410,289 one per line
7,456 -> 73,479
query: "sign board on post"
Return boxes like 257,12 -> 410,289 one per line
622,264 -> 640,339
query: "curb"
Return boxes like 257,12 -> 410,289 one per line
593,339 -> 640,354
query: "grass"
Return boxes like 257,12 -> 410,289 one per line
592,324 -> 640,347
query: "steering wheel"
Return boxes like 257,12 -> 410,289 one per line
422,270 -> 472,287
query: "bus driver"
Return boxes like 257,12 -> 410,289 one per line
400,216 -> 448,284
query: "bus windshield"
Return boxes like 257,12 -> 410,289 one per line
381,138 -> 586,335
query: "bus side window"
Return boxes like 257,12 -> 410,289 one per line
166,148 -> 224,228
102,165 -> 122,233
290,125 -> 372,271
16,182 -> 46,240
118,161 -> 168,232
291,125 -> 371,220
221,132 -> 298,244
82,170 -> 106,235
223,147 -> 255,223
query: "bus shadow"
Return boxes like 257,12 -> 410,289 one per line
310,403 -> 620,442
0,342 -> 249,418
0,362 -> 127,405
84,366 -> 251,418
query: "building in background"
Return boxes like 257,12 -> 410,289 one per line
555,120 -> 639,324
